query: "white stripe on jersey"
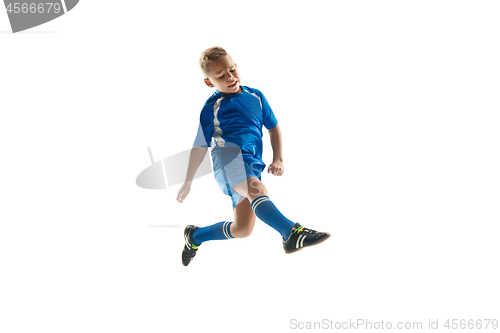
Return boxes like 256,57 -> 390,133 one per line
213,96 -> 226,147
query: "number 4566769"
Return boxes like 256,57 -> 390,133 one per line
6,3 -> 62,14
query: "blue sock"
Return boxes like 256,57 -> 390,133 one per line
250,196 -> 295,239
191,221 -> 234,246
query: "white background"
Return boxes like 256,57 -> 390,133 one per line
1,1 -> 499,332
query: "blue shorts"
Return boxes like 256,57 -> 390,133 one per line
212,144 -> 264,209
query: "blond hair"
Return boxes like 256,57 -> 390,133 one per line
199,46 -> 229,77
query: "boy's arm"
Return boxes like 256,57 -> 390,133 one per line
268,124 -> 284,176
176,146 -> 208,203
184,146 -> 209,183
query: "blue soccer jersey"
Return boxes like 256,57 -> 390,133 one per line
193,86 -> 278,173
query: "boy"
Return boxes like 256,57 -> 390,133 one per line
177,47 -> 330,266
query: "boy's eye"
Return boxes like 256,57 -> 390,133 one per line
218,69 -> 235,78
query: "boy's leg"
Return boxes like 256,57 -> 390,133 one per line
231,198 -> 256,238
232,177 -> 295,239
190,198 -> 255,245
232,177 -> 331,253
190,221 -> 234,246
182,198 -> 255,266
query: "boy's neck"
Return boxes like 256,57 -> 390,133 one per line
219,86 -> 243,95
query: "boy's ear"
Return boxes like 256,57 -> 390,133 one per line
204,78 -> 214,87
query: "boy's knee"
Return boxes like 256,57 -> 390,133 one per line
232,225 -> 253,238
247,178 -> 268,200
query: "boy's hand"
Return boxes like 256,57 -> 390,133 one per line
177,182 -> 192,203
268,160 -> 284,176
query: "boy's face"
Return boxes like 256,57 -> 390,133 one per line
204,55 -> 242,94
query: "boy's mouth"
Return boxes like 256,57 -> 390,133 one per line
228,81 -> 238,88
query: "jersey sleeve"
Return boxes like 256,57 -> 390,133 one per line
258,90 -> 278,130
192,106 -> 214,147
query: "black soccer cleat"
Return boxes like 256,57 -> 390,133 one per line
282,223 -> 330,254
182,225 -> 200,266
